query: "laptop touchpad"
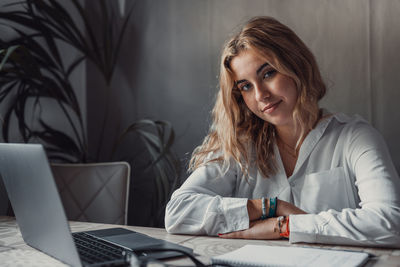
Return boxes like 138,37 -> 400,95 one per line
102,233 -> 164,250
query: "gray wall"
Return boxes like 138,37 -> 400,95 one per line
92,0 -> 400,175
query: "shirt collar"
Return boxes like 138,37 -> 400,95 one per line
291,109 -> 337,176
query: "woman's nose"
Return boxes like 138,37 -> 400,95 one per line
254,83 -> 270,101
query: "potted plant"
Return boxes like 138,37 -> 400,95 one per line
0,0 -> 179,226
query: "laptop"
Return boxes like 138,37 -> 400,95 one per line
0,143 -> 192,267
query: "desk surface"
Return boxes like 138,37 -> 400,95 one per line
1,216 -> 399,267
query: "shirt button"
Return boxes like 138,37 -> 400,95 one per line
289,181 -> 295,186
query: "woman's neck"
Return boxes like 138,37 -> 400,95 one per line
275,126 -> 302,149
275,109 -> 323,148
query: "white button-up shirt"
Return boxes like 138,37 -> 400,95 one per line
165,112 -> 400,247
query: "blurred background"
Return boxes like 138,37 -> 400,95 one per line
1,0 -> 400,226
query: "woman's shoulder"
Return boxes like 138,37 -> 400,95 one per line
317,109 -> 381,143
321,109 -> 372,130
322,110 -> 385,149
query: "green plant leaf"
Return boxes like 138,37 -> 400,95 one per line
34,0 -> 88,54
111,3 -> 135,72
66,55 -> 85,78
70,0 -> 104,73
0,81 -> 18,102
26,1 -> 64,68
35,119 -> 84,160
0,45 -> 19,70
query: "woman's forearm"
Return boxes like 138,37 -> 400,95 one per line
247,198 -> 307,222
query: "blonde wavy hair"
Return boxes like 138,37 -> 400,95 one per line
189,16 -> 326,178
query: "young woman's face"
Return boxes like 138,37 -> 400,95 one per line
230,49 -> 298,130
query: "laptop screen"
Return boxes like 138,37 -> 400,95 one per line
0,143 -> 82,267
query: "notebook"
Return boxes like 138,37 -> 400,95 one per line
0,143 -> 192,267
211,244 -> 369,267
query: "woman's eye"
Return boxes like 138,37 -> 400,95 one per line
240,83 -> 252,91
263,70 -> 277,79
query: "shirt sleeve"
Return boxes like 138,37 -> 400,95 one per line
165,162 -> 249,235
290,121 -> 400,247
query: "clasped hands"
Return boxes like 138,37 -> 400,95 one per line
218,199 -> 306,240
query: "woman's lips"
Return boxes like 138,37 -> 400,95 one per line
262,100 -> 282,114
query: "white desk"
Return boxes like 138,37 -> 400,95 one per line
1,216 -> 399,266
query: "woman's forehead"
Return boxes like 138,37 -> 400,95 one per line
230,49 -> 274,75
230,47 -> 275,68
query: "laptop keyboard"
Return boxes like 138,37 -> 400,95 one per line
72,232 -> 128,266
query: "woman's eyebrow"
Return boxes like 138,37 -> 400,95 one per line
256,62 -> 270,75
236,79 -> 247,85
235,62 -> 270,85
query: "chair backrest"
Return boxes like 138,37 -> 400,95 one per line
51,162 -> 130,225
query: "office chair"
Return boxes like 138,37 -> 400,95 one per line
51,162 -> 130,225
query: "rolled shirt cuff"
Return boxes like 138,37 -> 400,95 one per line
289,214 -> 328,243
221,197 -> 249,233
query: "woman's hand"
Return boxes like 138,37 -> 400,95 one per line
227,198 -> 306,240
224,198 -> 306,240
218,218 -> 280,239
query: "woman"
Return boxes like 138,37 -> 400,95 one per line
165,16 -> 400,247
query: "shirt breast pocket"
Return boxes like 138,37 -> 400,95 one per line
299,167 -> 351,214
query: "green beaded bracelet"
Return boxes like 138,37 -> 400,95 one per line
268,197 -> 277,218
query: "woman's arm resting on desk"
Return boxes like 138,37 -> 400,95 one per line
165,163 -> 250,235
218,218 -> 280,239
165,159 -> 307,237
